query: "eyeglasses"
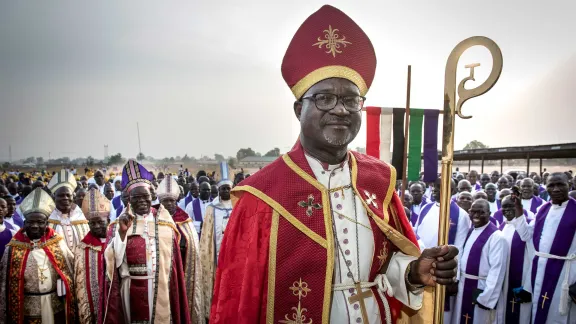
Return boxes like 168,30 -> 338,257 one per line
301,93 -> 366,112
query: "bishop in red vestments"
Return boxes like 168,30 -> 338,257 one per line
74,189 -> 111,324
211,5 -> 458,324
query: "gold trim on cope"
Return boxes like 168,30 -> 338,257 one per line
267,210 -> 280,323
291,65 -> 368,99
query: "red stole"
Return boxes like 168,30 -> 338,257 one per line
5,227 -> 75,324
232,143 -> 420,323
80,232 -> 106,324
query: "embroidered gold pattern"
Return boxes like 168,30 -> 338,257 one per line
281,278 -> 313,324
377,240 -> 389,269
298,194 -> 322,217
313,25 -> 351,57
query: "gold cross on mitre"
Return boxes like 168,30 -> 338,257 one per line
462,313 -> 471,324
348,282 -> 372,324
541,292 -> 549,309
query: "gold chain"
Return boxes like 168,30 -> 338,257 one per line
333,210 -> 371,230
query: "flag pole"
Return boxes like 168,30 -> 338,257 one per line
433,36 -> 503,324
400,65 -> 411,201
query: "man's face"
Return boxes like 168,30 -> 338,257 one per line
501,197 -> 516,221
199,183 -> 211,200
468,171 -> 478,184
4,197 -> 15,216
295,78 -> 362,150
129,186 -> 152,215
490,173 -> 500,184
473,191 -> 488,201
88,215 -> 109,238
7,183 -> 18,196
75,190 -> 86,207
409,184 -> 423,204
457,192 -> 473,212
189,183 -> 199,198
480,174 -> 491,188
497,177 -> 509,190
54,187 -> 73,211
469,200 -> 490,228
81,180 -> 88,189
547,174 -> 569,205
485,184 -> 497,201
456,174 -> 464,182
0,186 -> 9,197
160,197 -> 177,215
211,185 -> 219,199
403,193 -> 413,209
0,199 -> 7,220
520,179 -> 535,199
218,184 -> 232,201
532,175 -> 542,185
114,180 -> 122,192
121,190 -> 129,206
24,213 -> 48,239
104,185 -> 115,200
94,171 -> 105,186
457,181 -> 472,193
198,176 -> 210,185
149,185 -> 157,201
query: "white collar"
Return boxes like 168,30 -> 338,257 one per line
473,222 -> 490,231
551,199 -> 570,209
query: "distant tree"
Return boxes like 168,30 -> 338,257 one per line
228,157 -> 238,169
236,148 -> 257,161
162,157 -> 170,163
86,156 -> 95,167
36,157 -> 44,165
463,140 -> 489,150
1,162 -> 10,169
182,154 -> 191,162
108,153 -> 126,166
136,152 -> 146,161
169,157 -> 175,163
24,157 -> 35,164
264,148 -> 280,157
175,156 -> 182,161
214,154 -> 226,162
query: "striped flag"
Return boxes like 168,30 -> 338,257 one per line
365,107 -> 439,182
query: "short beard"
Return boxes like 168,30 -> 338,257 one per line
323,132 -> 352,146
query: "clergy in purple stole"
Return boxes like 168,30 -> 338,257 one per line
408,183 -> 427,227
184,182 -> 213,237
510,173 -> 576,323
497,195 -> 533,324
0,198 -> 18,258
520,178 -> 545,214
102,160 -> 191,324
454,199 -> 507,324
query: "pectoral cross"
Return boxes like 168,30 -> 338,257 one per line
541,292 -> 549,309
348,282 -> 372,324
462,313 -> 471,324
38,267 -> 48,284
509,298 -> 516,313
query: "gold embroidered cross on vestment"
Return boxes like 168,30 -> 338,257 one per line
363,190 -> 378,209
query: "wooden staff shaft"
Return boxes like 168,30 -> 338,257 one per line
400,65 -> 411,200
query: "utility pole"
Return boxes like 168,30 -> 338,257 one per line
137,122 -> 142,160
8,145 -> 11,163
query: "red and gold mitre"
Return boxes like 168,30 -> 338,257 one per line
281,5 -> 376,99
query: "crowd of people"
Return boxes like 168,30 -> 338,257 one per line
400,169 -> 576,323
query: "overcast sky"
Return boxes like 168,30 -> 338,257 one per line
1,0 -> 575,161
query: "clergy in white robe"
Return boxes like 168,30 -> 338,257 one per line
409,182 -> 428,227
497,195 -> 534,324
47,169 -> 90,252
0,197 -> 18,258
177,181 -> 199,210
454,199 -> 507,324
199,180 -> 234,316
415,177 -> 471,323
509,173 -> 576,323
520,178 -> 545,214
485,183 -> 501,215
185,182 -> 212,236
0,188 -> 76,324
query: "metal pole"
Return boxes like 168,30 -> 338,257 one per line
527,154 -> 530,174
539,158 -> 543,176
481,155 -> 485,173
500,159 -> 503,174
400,65 -> 411,200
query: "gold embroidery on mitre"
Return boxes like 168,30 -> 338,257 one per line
281,278 -> 313,324
313,25 -> 351,57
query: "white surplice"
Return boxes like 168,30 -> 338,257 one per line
210,199 -> 233,259
185,198 -> 211,234
488,200 -> 499,216
415,202 -> 471,323
48,205 -> 88,251
305,155 -> 422,324
454,223 -> 507,324
497,221 -> 534,324
107,212 -> 157,323
510,200 -> 576,324
521,197 -> 544,214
